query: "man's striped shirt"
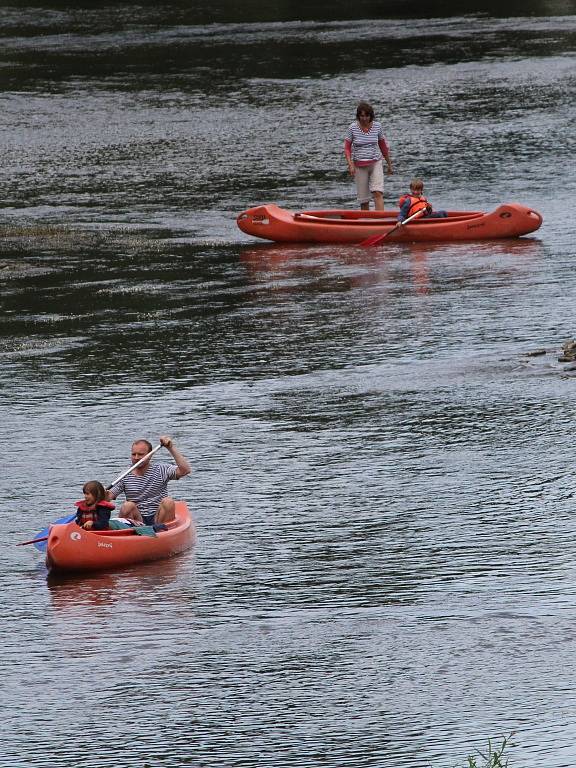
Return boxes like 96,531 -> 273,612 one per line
109,463 -> 178,523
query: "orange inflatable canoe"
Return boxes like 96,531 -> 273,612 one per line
45,501 -> 195,572
237,203 -> 543,243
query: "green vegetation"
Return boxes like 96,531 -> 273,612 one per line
461,734 -> 514,768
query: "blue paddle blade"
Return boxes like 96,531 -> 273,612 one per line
33,514 -> 76,552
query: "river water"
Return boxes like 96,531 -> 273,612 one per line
2,2 -> 576,767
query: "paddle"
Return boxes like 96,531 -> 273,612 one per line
360,207 -> 427,247
18,534 -> 49,547
18,443 -> 162,548
19,514 -> 78,551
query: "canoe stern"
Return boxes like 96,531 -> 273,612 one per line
237,204 -> 295,241
484,203 -> 543,237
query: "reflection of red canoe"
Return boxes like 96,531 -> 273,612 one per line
237,203 -> 542,243
45,501 -> 195,573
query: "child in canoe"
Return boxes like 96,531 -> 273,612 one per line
75,480 -> 115,530
74,481 -> 157,535
398,178 -> 447,221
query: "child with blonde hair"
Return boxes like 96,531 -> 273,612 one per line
398,178 -> 447,221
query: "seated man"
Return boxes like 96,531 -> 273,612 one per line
107,435 -> 191,526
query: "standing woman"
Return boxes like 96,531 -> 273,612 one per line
345,101 -> 393,211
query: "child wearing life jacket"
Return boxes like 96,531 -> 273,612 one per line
75,480 -> 115,530
398,178 -> 447,221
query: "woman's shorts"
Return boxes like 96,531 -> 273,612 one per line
355,160 -> 384,204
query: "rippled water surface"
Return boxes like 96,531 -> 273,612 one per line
2,2 -> 576,766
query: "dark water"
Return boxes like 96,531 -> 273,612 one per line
2,2 -> 576,766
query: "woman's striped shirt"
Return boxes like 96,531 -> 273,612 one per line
346,120 -> 388,165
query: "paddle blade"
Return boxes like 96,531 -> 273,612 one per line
361,207 -> 427,246
360,231 -> 391,247
27,514 -> 76,552
361,222 -> 402,247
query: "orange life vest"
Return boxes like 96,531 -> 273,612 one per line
399,193 -> 430,217
75,500 -> 115,528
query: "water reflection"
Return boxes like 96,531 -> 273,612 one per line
47,554 -> 190,611
240,236 -> 545,267
240,236 -> 546,296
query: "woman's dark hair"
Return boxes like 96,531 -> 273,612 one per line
82,480 -> 107,504
356,101 -> 375,120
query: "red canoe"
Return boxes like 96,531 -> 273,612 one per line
237,203 -> 542,243
45,501 -> 195,572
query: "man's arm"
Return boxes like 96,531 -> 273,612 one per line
160,435 -> 191,479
